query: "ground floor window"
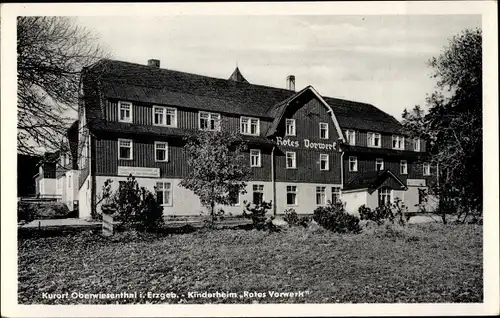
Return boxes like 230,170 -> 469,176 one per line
332,186 -> 342,203
253,184 -> 264,204
378,187 -> 392,206
156,182 -> 172,206
316,186 -> 326,205
286,185 -> 297,205
228,187 -> 240,206
418,188 -> 426,205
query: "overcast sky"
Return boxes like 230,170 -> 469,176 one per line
75,15 -> 481,119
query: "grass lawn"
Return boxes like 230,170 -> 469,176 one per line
18,223 -> 482,304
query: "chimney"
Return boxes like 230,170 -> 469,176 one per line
147,59 -> 160,68
286,75 -> 295,91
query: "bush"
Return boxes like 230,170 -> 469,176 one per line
242,200 -> 272,230
18,201 -> 70,223
283,208 -> 299,227
107,175 -> 164,232
313,201 -> 361,234
358,198 -> 409,226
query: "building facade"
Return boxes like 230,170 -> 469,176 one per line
77,59 -> 436,218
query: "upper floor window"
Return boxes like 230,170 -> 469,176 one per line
118,101 -> 132,123
153,106 -> 177,127
320,154 -> 329,171
400,160 -> 408,175
316,186 -> 327,205
250,149 -> 261,167
392,135 -> 405,150
319,123 -> 329,139
345,130 -> 356,146
375,158 -> 384,171
286,151 -> 296,169
118,139 -> 133,160
241,117 -> 260,135
285,118 -> 296,136
349,156 -> 358,172
413,138 -> 421,152
155,141 -> 168,162
199,111 -> 221,131
367,132 -> 381,148
423,162 -> 431,176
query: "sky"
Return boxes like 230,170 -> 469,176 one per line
75,15 -> 481,119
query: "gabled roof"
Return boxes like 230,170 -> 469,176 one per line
84,59 -> 405,134
343,169 -> 407,193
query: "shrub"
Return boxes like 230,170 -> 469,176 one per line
313,201 -> 361,234
358,198 -> 409,226
283,208 -> 299,227
18,201 -> 70,223
242,200 -> 272,230
108,175 -> 164,232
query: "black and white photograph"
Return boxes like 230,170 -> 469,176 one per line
1,2 -> 498,317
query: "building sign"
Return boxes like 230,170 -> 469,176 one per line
117,166 -> 160,178
275,137 -> 337,151
407,179 -> 426,187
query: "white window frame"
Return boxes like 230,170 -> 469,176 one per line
345,129 -> 356,146
367,132 -> 381,148
286,151 -> 297,169
378,187 -> 393,206
332,186 -> 342,203
375,158 -> 384,171
286,185 -> 298,206
349,156 -> 358,172
118,138 -> 133,160
153,106 -> 177,127
250,149 -> 261,167
316,186 -> 327,205
118,101 -> 133,123
156,181 -> 173,207
423,162 -> 431,176
319,154 -> 329,171
400,160 -> 408,175
240,117 -> 260,136
198,111 -> 221,131
252,184 -> 264,204
155,141 -> 169,162
392,135 -> 405,150
285,118 -> 296,136
319,122 -> 329,139
413,138 -> 421,152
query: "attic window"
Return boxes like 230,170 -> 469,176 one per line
118,101 -> 132,123
392,135 -> 405,150
367,132 -> 381,148
240,117 -> 260,135
199,111 -> 221,131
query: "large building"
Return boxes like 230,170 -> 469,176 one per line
77,58 -> 436,218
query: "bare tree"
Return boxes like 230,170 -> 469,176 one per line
17,16 -> 108,156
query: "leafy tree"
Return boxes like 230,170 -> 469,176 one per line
180,130 -> 251,227
17,17 -> 108,156
402,28 -> 482,223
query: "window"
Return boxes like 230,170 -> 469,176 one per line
349,156 -> 358,172
155,142 -> 168,162
286,185 -> 297,205
250,149 -> 261,167
229,188 -> 240,206
285,118 -> 296,136
316,186 -> 326,205
400,160 -> 408,175
199,111 -> 221,131
118,101 -> 132,123
240,117 -> 260,135
375,158 -> 384,171
367,132 -> 381,148
252,184 -> 264,204
418,188 -> 426,205
345,130 -> 356,145
319,123 -> 329,139
320,154 -> 329,171
332,186 -> 342,203
286,152 -> 296,169
423,162 -> 431,176
118,139 -> 133,160
378,187 -> 392,206
156,182 -> 172,206
413,138 -> 421,152
392,135 -> 405,150
153,106 -> 177,127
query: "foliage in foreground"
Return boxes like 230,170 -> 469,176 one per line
18,223 -> 482,304
18,201 -> 71,223
358,198 -> 409,226
242,200 -> 273,230
313,201 -> 361,234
